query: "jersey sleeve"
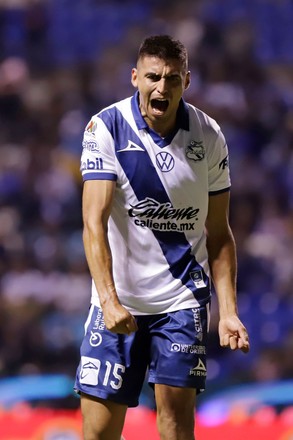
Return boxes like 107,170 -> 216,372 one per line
205,119 -> 231,194
80,115 -> 117,182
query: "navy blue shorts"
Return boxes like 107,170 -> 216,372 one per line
75,304 -> 209,407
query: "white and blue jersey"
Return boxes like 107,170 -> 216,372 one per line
81,91 -> 230,315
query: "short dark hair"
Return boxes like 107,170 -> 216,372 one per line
137,35 -> 188,71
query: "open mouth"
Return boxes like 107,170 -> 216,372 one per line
151,99 -> 169,114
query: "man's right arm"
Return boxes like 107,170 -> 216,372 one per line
82,179 -> 138,334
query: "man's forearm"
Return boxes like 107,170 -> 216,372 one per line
207,231 -> 238,318
83,224 -> 120,307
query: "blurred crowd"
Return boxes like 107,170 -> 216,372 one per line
0,0 -> 292,405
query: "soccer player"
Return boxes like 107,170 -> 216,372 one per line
75,35 -> 250,440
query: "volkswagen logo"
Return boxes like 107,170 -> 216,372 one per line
156,152 -> 175,172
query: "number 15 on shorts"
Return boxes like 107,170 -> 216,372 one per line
80,356 -> 125,390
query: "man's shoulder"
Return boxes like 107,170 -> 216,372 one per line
96,96 -> 133,118
86,96 -> 133,132
186,102 -> 221,133
84,96 -> 134,138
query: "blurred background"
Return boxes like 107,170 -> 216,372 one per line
0,0 -> 292,438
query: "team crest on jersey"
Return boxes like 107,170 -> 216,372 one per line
186,140 -> 205,162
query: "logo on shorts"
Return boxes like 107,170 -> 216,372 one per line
171,343 -> 181,352
192,308 -> 203,342
170,343 -> 206,354
90,331 -> 102,347
93,308 -> 106,331
189,358 -> 207,377
80,356 -> 100,385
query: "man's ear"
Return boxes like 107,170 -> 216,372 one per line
131,68 -> 138,88
185,71 -> 191,90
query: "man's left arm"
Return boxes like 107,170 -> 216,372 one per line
205,191 -> 250,353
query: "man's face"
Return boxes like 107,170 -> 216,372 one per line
131,55 -> 190,132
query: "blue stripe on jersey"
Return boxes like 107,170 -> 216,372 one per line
98,105 -> 210,305
83,173 -> 117,181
